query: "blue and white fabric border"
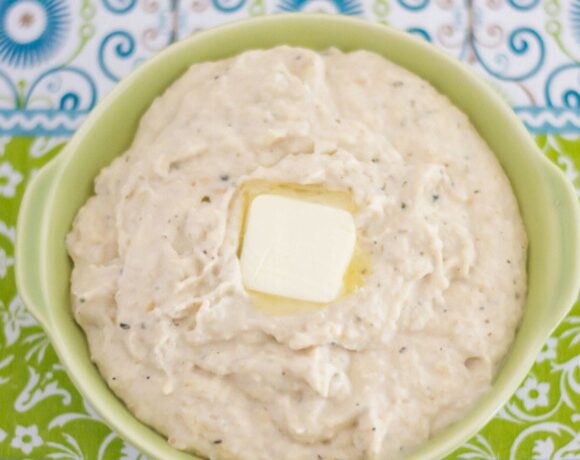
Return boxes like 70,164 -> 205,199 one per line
0,110 -> 87,137
1,107 -> 577,137
515,107 -> 580,134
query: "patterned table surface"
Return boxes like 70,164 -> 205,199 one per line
0,1 -> 579,459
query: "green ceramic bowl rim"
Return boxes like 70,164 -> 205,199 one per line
15,13 -> 580,460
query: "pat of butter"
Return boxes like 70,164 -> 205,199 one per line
240,194 -> 356,303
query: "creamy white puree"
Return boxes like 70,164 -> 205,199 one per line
67,46 -> 527,460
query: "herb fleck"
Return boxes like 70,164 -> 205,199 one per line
474,190 -> 480,194
201,195 -> 211,203
392,81 -> 404,87
79,297 -> 86,304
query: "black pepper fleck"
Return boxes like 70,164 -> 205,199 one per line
112,377 -> 117,381
119,323 -> 130,330
371,158 -> 379,163
79,297 -> 86,304
146,376 -> 150,380
220,174 -> 230,181
392,81 -> 404,87
399,347 -> 407,353
213,440 -> 223,445
432,194 -> 440,202
474,190 -> 481,194
401,202 -> 407,210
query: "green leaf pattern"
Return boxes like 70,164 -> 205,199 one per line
0,134 -> 578,459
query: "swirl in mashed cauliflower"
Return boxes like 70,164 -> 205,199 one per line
67,46 -> 527,460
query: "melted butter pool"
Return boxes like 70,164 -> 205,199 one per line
237,181 -> 370,316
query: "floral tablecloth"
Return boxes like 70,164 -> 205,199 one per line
0,1 -> 579,459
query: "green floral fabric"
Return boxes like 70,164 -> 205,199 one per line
0,135 -> 578,459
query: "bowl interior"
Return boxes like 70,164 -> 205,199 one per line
37,15 -> 576,460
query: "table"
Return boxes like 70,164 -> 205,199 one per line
0,1 -> 578,458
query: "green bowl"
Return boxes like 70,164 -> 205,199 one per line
15,14 -> 580,460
